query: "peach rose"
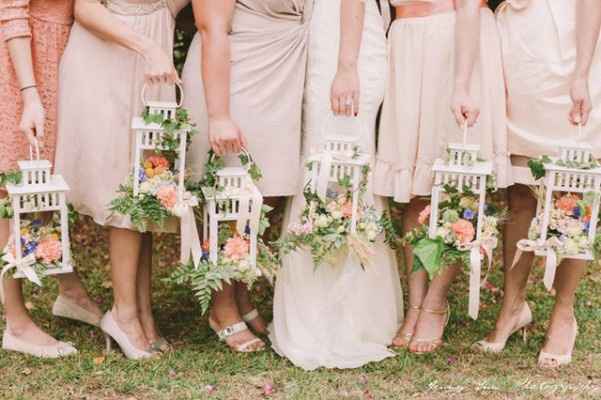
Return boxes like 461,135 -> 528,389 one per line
157,186 -> 177,210
146,154 -> 170,169
418,205 -> 431,225
223,236 -> 250,261
555,195 -> 578,215
35,238 -> 62,263
451,219 -> 475,244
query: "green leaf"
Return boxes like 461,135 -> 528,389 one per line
412,237 -> 445,280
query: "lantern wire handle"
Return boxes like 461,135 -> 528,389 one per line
28,139 -> 40,161
462,121 -> 468,145
140,82 -> 184,108
208,147 -> 255,173
578,122 -> 583,138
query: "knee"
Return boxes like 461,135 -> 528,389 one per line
508,184 -> 536,212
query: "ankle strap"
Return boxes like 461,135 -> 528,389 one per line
217,322 -> 248,340
422,303 -> 449,315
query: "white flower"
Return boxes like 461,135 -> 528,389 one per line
331,210 -> 343,220
316,215 -> 331,228
563,238 -> 580,256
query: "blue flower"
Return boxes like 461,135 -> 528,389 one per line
326,188 -> 337,200
572,207 -> 581,218
31,219 -> 43,227
585,221 -> 591,233
244,223 -> 251,235
462,209 -> 475,220
200,250 -> 209,262
138,169 -> 147,183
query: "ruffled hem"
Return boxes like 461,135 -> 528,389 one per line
71,203 -> 178,234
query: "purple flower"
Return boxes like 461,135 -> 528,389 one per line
138,169 -> 147,183
572,207 -> 582,218
24,241 -> 38,256
31,219 -> 43,228
462,209 -> 475,220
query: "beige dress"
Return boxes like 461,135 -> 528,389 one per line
182,0 -> 311,196
55,0 -> 176,229
497,0 -> 601,184
374,1 -> 510,203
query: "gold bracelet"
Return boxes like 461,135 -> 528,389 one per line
20,84 -> 37,92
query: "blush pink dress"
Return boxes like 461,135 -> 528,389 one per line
0,0 -> 73,173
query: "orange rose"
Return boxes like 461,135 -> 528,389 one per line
223,236 -> 250,261
555,194 -> 578,215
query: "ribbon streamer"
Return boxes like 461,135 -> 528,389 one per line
460,238 -> 497,320
179,206 -> 202,268
512,237 -> 563,291
0,252 -> 41,304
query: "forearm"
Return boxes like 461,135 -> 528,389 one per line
6,36 -> 35,91
453,0 -> 481,92
338,0 -> 365,70
74,0 -> 153,55
574,0 -> 601,80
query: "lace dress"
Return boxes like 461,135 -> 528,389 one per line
0,0 -> 73,172
55,0 -> 176,230
269,0 -> 404,371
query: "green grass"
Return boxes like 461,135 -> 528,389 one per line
1,208 -> 601,400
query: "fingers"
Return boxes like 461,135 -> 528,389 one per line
451,105 -> 466,127
569,102 -> 582,125
239,132 -> 248,149
466,107 -> 480,127
331,94 -> 341,115
353,91 -> 360,117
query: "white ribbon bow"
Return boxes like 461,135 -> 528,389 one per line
512,237 -> 563,291
0,252 -> 41,304
459,238 -> 497,320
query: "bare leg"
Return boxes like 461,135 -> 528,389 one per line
233,195 -> 282,334
136,233 -> 160,344
539,258 -> 585,367
392,198 -> 429,347
108,227 -> 149,351
210,283 -> 264,351
485,183 -> 536,343
409,264 -> 461,353
55,272 -> 102,320
1,200 -> 60,346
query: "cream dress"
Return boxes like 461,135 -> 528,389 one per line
56,0 -> 176,230
182,0 -> 311,196
269,0 -> 404,371
374,1 -> 510,203
497,0 -> 601,184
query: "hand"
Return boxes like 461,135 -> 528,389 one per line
569,77 -> 592,126
19,88 -> 45,148
330,64 -> 360,117
451,89 -> 480,127
208,117 -> 247,156
142,44 -> 179,85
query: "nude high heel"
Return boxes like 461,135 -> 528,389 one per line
537,320 -> 578,369
391,304 -> 421,348
52,295 -> 101,327
100,312 -> 156,360
472,302 -> 532,353
2,330 -> 77,358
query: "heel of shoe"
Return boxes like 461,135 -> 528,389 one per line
521,326 -> 529,344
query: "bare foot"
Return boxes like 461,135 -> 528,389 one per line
539,308 -> 577,369
209,309 -> 265,352
408,301 -> 449,354
7,319 -> 58,347
391,305 -> 421,348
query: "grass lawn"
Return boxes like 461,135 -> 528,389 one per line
1,202 -> 601,400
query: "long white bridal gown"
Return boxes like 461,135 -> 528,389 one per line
269,0 -> 404,370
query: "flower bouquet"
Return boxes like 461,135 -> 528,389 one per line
0,170 -> 23,219
404,185 -> 504,280
276,165 -> 397,268
109,108 -> 198,231
167,151 -> 278,314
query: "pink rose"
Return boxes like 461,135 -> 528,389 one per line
418,205 -> 431,225
291,221 -> 313,235
555,194 -> 578,215
157,186 -> 177,210
35,238 -> 62,263
223,236 -> 250,261
451,219 -> 475,244
341,201 -> 354,218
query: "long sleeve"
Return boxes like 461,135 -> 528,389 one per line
0,0 -> 31,42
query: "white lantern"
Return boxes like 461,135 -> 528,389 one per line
132,83 -> 189,204
4,144 -> 72,280
201,153 -> 263,267
519,141 -> 601,290
306,136 -> 370,232
428,140 -> 495,319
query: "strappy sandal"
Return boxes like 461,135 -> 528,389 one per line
391,304 -> 421,348
409,303 -> 450,354
242,309 -> 268,335
209,318 -> 265,353
150,337 -> 173,353
537,320 -> 578,369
